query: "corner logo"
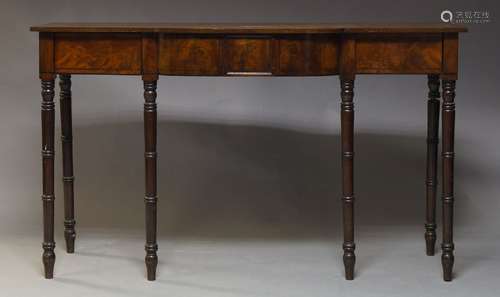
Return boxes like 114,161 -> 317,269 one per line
441,10 -> 453,23
440,9 -> 490,24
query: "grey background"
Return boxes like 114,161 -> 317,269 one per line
0,0 -> 499,296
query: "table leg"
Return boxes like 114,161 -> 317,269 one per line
441,79 -> 456,281
41,78 -> 56,278
425,74 -> 440,256
143,79 -> 158,281
340,78 -> 355,280
59,74 -> 76,253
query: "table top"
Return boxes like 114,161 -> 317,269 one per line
30,23 -> 468,34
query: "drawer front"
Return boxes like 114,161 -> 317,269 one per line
159,35 -> 222,75
356,34 -> 442,74
159,34 -> 339,76
54,33 -> 142,74
276,35 -> 339,75
223,37 -> 273,75
160,35 -> 274,76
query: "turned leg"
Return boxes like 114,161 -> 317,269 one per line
143,79 -> 158,281
441,79 -> 456,281
41,78 -> 56,278
340,78 -> 355,280
59,74 -> 76,253
425,74 -> 440,256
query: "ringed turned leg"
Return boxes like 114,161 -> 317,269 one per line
340,78 -> 355,280
425,74 -> 440,256
59,74 -> 76,253
41,77 -> 56,278
441,79 -> 456,281
143,79 -> 158,280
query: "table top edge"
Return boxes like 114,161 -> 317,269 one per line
30,23 -> 468,33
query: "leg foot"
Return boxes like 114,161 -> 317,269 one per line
425,223 -> 437,256
143,79 -> 158,280
145,244 -> 158,281
441,79 -> 456,281
64,220 -> 76,253
42,243 -> 55,279
59,74 -> 76,254
425,74 -> 440,256
442,243 -> 454,281
340,78 -> 356,280
41,78 -> 56,278
343,242 -> 356,280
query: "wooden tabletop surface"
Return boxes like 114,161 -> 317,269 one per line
30,23 -> 468,33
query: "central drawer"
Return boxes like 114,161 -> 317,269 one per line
159,34 -> 339,76
159,34 -> 222,75
223,36 -> 273,75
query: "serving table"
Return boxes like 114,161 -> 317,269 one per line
30,23 -> 467,281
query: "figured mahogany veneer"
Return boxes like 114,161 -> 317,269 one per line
223,36 -> 273,74
356,34 -> 442,74
55,33 -> 142,74
31,23 -> 467,283
158,34 -> 340,76
276,35 -> 339,75
33,23 -> 466,77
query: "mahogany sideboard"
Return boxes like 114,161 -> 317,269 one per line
30,23 -> 467,282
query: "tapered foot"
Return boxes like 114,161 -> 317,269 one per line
145,244 -> 158,281
42,243 -> 55,279
64,220 -> 76,253
425,223 -> 437,256
343,243 -> 355,280
344,263 -> 354,280
425,241 -> 435,256
65,238 -> 75,254
442,245 -> 454,281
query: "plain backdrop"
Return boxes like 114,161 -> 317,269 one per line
0,0 -> 499,296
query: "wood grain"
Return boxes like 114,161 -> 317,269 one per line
54,33 -> 142,74
142,33 -> 159,80
224,37 -> 272,74
39,33 -> 54,78
276,35 -> 338,75
43,31 -> 465,77
356,34 -> 442,74
159,34 -> 221,75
